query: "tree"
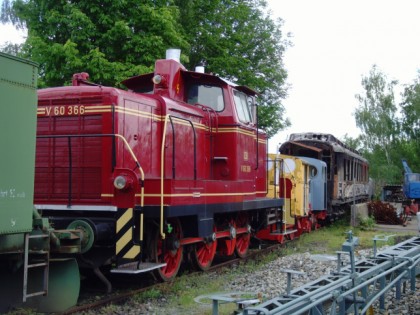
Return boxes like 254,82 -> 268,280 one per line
401,72 -> 420,139
2,0 -> 290,136
342,134 -> 363,152
354,65 -> 400,165
175,0 -> 290,137
399,73 -> 420,168
1,0 -> 189,87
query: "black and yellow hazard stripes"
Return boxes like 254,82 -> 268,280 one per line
115,208 -> 141,260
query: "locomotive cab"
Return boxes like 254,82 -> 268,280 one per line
122,51 -> 266,191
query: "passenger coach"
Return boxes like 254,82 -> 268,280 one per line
280,133 -> 371,218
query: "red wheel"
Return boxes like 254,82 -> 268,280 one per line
235,212 -> 251,258
153,218 -> 183,281
193,238 -> 217,271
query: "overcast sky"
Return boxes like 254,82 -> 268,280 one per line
266,0 -> 420,152
2,1 -> 420,152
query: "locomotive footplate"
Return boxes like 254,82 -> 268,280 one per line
111,262 -> 167,274
143,198 -> 283,238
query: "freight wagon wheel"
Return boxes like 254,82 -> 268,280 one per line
287,232 -> 295,241
192,235 -> 217,271
153,218 -> 183,281
311,213 -> 319,230
235,212 -> 251,258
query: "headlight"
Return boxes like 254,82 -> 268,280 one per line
152,74 -> 162,84
113,176 -> 127,190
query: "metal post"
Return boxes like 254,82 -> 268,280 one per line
395,279 -> 401,300
286,272 -> 292,295
212,299 -> 219,315
280,269 -> 305,296
411,267 -> 416,291
379,276 -> 386,310
336,251 -> 347,273
373,239 -> 377,258
23,233 -> 29,302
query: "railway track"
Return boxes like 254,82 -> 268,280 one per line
60,242 -> 286,314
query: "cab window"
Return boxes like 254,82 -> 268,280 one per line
187,84 -> 224,111
233,90 -> 253,123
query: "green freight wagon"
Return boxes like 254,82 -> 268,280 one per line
0,52 -> 38,236
0,52 -> 81,313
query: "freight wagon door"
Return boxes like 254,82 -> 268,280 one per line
35,111 -> 105,204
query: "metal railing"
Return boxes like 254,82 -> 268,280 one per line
238,234 -> 420,315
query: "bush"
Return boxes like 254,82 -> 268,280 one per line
358,215 -> 376,230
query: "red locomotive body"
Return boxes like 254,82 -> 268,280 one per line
34,51 -> 283,279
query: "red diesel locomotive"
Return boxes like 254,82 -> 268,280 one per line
34,50 -> 284,281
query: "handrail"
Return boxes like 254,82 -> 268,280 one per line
67,137 -> 73,207
160,116 -> 170,240
254,107 -> 259,170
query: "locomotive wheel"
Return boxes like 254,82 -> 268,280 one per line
192,239 -> 217,271
235,212 -> 251,258
153,218 -> 183,281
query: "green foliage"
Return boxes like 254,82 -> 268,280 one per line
363,148 -> 402,191
1,0 -> 290,136
352,65 -> 420,187
401,73 -> 420,140
399,75 -> 420,170
358,215 -> 376,231
354,65 -> 400,165
342,134 -> 363,152
1,0 -> 189,87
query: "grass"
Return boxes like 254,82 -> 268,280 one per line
133,270 -> 240,314
284,218 -> 418,256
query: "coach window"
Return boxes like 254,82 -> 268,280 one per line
233,90 -> 253,124
344,159 -> 348,180
310,166 -> 317,178
187,84 -> 224,111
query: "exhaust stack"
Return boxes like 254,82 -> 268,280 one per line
195,64 -> 205,73
165,49 -> 181,63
